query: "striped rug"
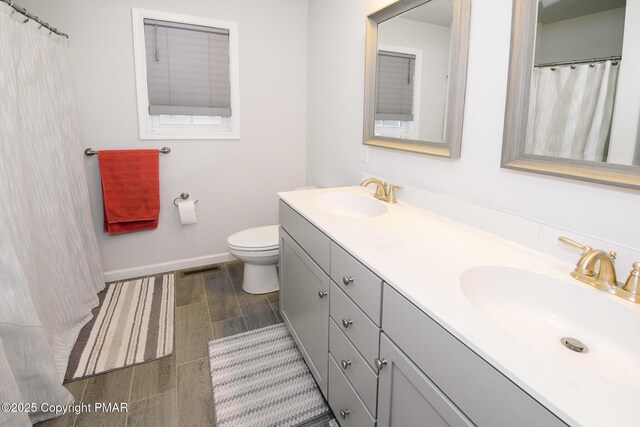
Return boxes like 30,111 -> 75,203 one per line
208,324 -> 332,427
65,273 -> 174,381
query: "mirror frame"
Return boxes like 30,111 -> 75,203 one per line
502,0 -> 640,190
363,0 -> 471,158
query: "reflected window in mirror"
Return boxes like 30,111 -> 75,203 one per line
375,51 -> 417,139
502,0 -> 640,189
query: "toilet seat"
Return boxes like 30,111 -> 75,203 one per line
227,225 -> 279,252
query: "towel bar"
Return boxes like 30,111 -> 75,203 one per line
84,147 -> 171,156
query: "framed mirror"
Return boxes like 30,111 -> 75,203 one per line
502,0 -> 640,189
363,0 -> 471,158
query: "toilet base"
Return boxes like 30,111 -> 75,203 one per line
242,263 -> 279,294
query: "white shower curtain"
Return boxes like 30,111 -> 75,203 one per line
0,5 -> 104,425
525,60 -> 619,162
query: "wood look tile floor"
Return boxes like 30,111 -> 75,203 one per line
36,261 -> 285,427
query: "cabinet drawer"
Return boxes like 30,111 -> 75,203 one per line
328,355 -> 376,427
329,319 -> 378,416
330,281 -> 380,371
331,242 -> 382,325
382,284 -> 566,427
280,200 -> 330,273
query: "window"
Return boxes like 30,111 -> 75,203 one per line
374,47 -> 421,139
132,9 -> 240,139
375,50 -> 416,121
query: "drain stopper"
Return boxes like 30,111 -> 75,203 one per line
561,337 -> 588,353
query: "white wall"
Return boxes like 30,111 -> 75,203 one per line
306,0 -> 392,188
378,17 -> 451,141
22,0 -> 308,279
306,0 -> 640,252
610,2 -> 640,165
535,8 -> 625,64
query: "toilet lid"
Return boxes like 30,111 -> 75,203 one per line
227,225 -> 279,250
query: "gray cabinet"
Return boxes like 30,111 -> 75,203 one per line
279,228 -> 329,396
278,199 -> 565,427
328,355 -> 376,427
330,242 -> 383,325
329,319 -> 378,415
328,256 -> 382,424
280,201 -> 330,272
330,281 -> 380,372
378,334 -> 473,427
382,284 -> 566,427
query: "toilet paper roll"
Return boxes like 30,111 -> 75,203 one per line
178,200 -> 197,225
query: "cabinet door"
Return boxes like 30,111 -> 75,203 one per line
280,228 -> 329,396
378,334 -> 473,427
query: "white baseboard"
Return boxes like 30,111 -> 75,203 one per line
103,252 -> 236,282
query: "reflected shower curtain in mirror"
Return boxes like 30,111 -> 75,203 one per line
0,5 -> 104,425
525,60 -> 619,162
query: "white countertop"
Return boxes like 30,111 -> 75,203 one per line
279,186 -> 640,427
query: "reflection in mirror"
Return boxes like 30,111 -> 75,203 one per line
526,0 -> 628,164
374,0 -> 453,143
363,0 -> 470,158
502,0 -> 640,189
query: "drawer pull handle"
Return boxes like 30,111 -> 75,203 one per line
342,318 -> 353,328
340,409 -> 350,419
318,290 -> 328,299
375,358 -> 388,370
342,276 -> 354,285
341,359 -> 352,370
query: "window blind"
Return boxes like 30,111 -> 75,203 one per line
144,19 -> 231,117
375,50 -> 416,121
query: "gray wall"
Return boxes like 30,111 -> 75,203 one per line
21,0 -> 308,277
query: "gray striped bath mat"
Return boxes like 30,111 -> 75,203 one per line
208,323 -> 332,427
65,273 -> 174,381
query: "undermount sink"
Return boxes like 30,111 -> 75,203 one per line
312,192 -> 388,218
460,266 -> 640,387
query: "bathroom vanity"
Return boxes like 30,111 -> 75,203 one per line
278,186 -> 640,427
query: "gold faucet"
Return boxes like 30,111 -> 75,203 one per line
623,263 -> 640,295
559,236 -> 640,303
361,178 -> 403,203
559,236 -> 617,290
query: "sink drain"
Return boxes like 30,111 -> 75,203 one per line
561,337 -> 588,353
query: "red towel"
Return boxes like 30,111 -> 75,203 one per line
98,150 -> 160,235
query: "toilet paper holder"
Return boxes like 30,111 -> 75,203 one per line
173,193 -> 199,208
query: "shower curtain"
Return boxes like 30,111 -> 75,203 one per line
525,60 -> 619,162
0,5 -> 104,425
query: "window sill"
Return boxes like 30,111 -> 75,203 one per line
139,130 -> 241,140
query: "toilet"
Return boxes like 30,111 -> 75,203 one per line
227,186 -> 317,294
227,224 -> 280,294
